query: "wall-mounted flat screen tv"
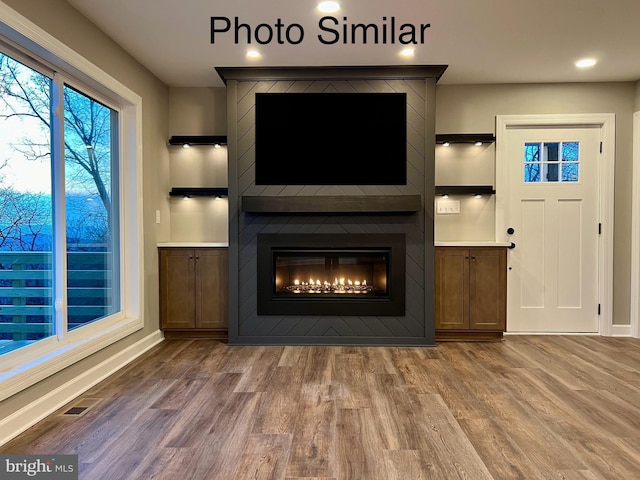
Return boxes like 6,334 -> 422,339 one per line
254,92 -> 407,185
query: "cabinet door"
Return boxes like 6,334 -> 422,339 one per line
435,248 -> 469,330
469,248 -> 506,330
195,248 -> 228,330
159,248 -> 196,329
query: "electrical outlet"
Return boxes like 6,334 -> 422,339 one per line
436,200 -> 460,214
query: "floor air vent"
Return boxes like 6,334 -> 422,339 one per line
60,398 -> 101,417
62,406 -> 88,416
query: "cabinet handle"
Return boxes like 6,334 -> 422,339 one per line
465,256 -> 469,260
195,255 -> 199,261
471,256 -> 476,260
189,255 -> 193,260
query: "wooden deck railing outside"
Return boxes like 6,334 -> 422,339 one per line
0,251 -> 114,341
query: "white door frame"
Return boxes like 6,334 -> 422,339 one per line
630,111 -> 640,338
496,114 -> 615,336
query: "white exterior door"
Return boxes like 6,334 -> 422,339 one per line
504,127 -> 601,332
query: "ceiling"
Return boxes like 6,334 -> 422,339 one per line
66,0 -> 640,88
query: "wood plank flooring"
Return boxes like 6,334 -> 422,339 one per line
2,335 -> 640,479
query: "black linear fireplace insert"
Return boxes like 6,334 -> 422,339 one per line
257,233 -> 405,316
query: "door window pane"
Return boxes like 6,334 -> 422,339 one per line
544,142 -> 559,182
524,143 -> 541,182
561,141 -> 579,182
64,85 -> 120,330
523,141 -> 580,183
0,53 -> 54,353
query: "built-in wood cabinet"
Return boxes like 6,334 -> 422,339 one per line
435,246 -> 507,340
159,247 -> 228,340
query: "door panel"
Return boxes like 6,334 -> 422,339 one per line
160,248 -> 196,329
469,249 -> 506,330
196,248 -> 229,330
435,248 -> 469,329
519,199 -> 545,308
557,199 -> 583,308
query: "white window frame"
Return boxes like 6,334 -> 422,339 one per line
0,2 -> 144,401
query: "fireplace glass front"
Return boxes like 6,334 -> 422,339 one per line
257,233 -> 405,316
274,250 -> 389,297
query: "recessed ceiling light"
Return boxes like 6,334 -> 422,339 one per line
246,49 -> 261,59
317,1 -> 340,13
575,58 -> 596,68
400,47 -> 415,57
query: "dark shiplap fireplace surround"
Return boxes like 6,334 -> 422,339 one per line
217,65 -> 446,346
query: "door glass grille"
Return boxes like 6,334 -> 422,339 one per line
524,141 -> 579,183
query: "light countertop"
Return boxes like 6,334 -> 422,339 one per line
159,241 -> 511,248
435,241 -> 512,247
158,242 -> 228,248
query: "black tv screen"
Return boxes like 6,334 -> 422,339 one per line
254,92 -> 407,185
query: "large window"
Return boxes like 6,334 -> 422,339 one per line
0,3 -> 143,402
0,50 -> 120,355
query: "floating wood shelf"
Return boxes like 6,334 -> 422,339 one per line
435,186 -> 495,196
168,135 -> 227,146
241,195 -> 421,214
169,187 -> 228,197
436,133 -> 495,145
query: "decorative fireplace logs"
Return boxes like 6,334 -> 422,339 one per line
281,278 -> 376,295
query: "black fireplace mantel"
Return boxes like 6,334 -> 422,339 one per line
216,65 -> 448,84
241,195 -> 421,214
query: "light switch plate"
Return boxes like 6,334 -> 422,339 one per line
436,200 -> 461,214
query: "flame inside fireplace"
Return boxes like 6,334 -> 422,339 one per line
284,277 -> 373,294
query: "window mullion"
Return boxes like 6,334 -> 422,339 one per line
51,73 -> 67,340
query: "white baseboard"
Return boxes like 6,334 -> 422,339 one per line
505,328 -> 633,337
504,331 -> 600,335
611,324 -> 632,337
0,330 -> 164,447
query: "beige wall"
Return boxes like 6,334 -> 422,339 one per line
435,140 -> 496,241
167,87 -> 228,243
436,82 -> 636,326
0,0 -> 169,417
169,87 -> 227,135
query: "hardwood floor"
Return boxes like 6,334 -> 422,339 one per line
2,335 -> 640,479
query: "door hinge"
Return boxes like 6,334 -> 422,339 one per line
600,141 -> 603,153
598,223 -> 602,235
598,304 -> 601,315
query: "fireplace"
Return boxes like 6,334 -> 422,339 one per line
218,66 -> 438,345
257,233 -> 405,316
